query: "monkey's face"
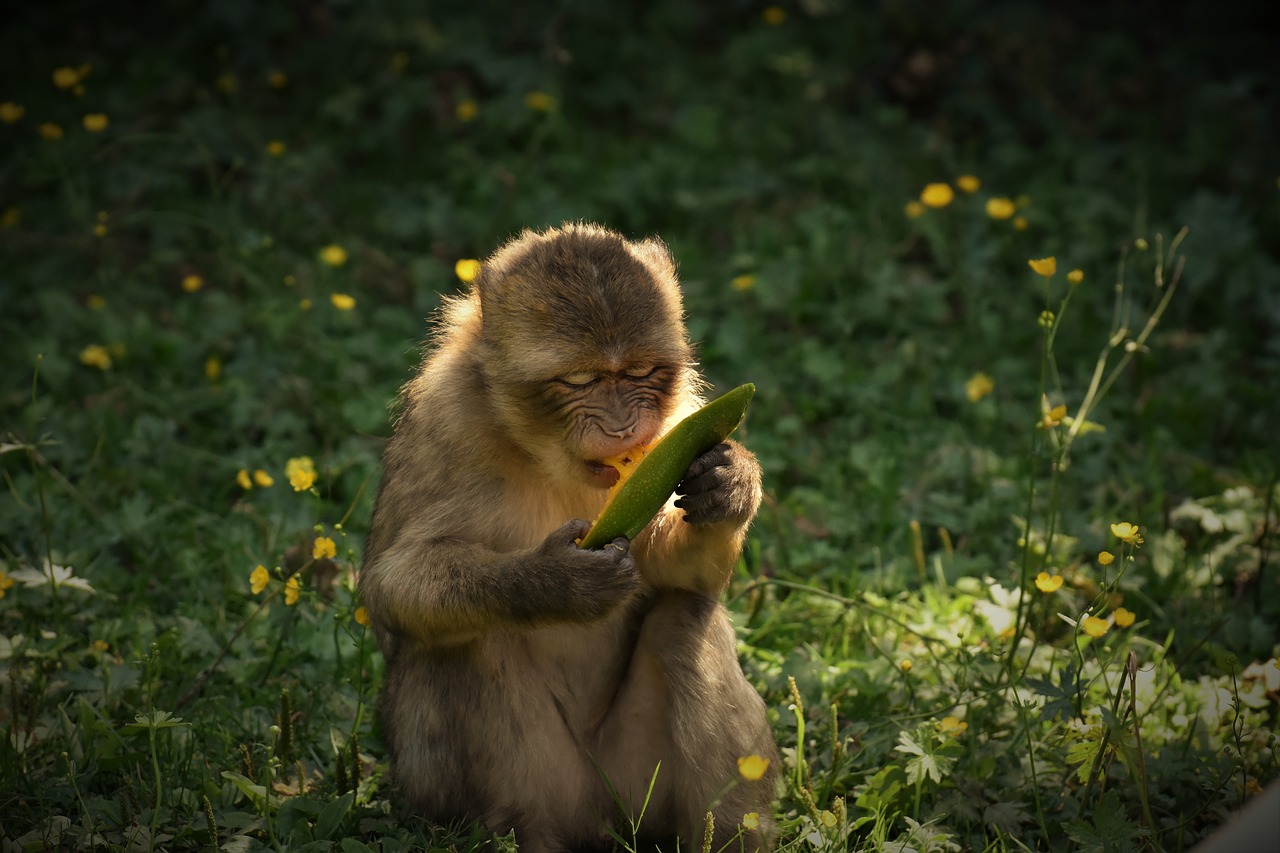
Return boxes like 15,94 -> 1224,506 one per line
489,350 -> 688,489
549,363 -> 677,488
474,223 -> 696,488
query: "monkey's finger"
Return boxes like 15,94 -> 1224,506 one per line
677,466 -> 726,498
549,518 -> 592,545
683,443 -> 733,480
674,491 -> 723,521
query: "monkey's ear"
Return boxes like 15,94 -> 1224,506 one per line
631,237 -> 677,277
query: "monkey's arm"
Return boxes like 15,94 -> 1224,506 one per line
633,440 -> 762,594
361,519 -> 638,650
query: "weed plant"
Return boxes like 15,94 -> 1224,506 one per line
2,2 -> 1277,851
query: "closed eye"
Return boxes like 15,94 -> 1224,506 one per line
558,372 -> 598,389
623,365 -> 658,380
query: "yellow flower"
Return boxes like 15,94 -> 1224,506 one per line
91,639 -> 109,652
1039,404 -> 1067,429
330,293 -> 356,311
313,536 -> 337,560
1097,550 -> 1115,566
283,274 -> 296,287
762,6 -> 786,25
1028,257 -> 1057,277
731,274 -> 756,292
286,456 -> 317,491
0,102 -> 24,124
965,372 -> 994,402
1012,215 -> 1029,231
39,122 -> 64,140
216,72 -> 238,95
938,716 -> 968,736
742,813 -> 760,831
93,222 -> 108,238
252,469 -> 274,487
819,811 -> 837,829
354,606 -> 371,627
899,659 -> 913,673
1038,309 -> 1055,329
524,91 -> 555,112
236,469 -> 253,490
205,355 -> 222,381
82,113 -> 109,132
904,200 -> 926,219
0,570 -> 15,599
87,294 -> 105,310
1067,268 -> 1084,284
319,244 -> 348,267
1082,616 -> 1110,638
266,140 -> 286,157
299,298 -> 313,311
455,258 -> 482,283
79,344 -> 112,370
985,197 -> 1016,219
284,575 -> 301,605
53,66 -> 82,89
956,175 -> 980,193
1113,607 -> 1136,628
268,70 -> 288,88
456,99 -> 478,121
737,754 -> 770,781
250,565 -> 270,594
1134,237 -> 1148,251
919,182 -> 954,208
1110,522 -> 1143,545
1034,572 -> 1064,593
182,274 -> 204,293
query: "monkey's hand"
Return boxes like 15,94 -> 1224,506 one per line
674,441 -> 762,527
517,520 -> 640,622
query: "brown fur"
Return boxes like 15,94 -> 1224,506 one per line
360,222 -> 778,852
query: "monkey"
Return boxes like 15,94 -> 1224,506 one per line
359,222 -> 778,853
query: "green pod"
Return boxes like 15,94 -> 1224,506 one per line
579,383 -> 755,549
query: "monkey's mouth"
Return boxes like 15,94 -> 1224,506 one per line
584,460 -> 621,488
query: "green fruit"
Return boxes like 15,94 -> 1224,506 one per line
579,383 -> 755,549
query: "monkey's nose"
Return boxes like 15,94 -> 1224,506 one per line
602,422 -> 637,439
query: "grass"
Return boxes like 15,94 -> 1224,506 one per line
2,1 -> 1278,851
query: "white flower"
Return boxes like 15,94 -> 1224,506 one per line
10,559 -> 96,593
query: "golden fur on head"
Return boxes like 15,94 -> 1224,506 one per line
474,222 -> 691,377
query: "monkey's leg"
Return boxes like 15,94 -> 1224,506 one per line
597,591 -> 777,853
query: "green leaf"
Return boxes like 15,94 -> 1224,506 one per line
894,726 -> 955,786
315,792 -> 354,840
1026,662 -> 1079,721
276,798 -> 324,839
854,764 -> 908,814
221,771 -> 268,809
1064,791 -> 1144,853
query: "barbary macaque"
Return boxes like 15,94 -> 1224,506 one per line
360,222 -> 777,852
